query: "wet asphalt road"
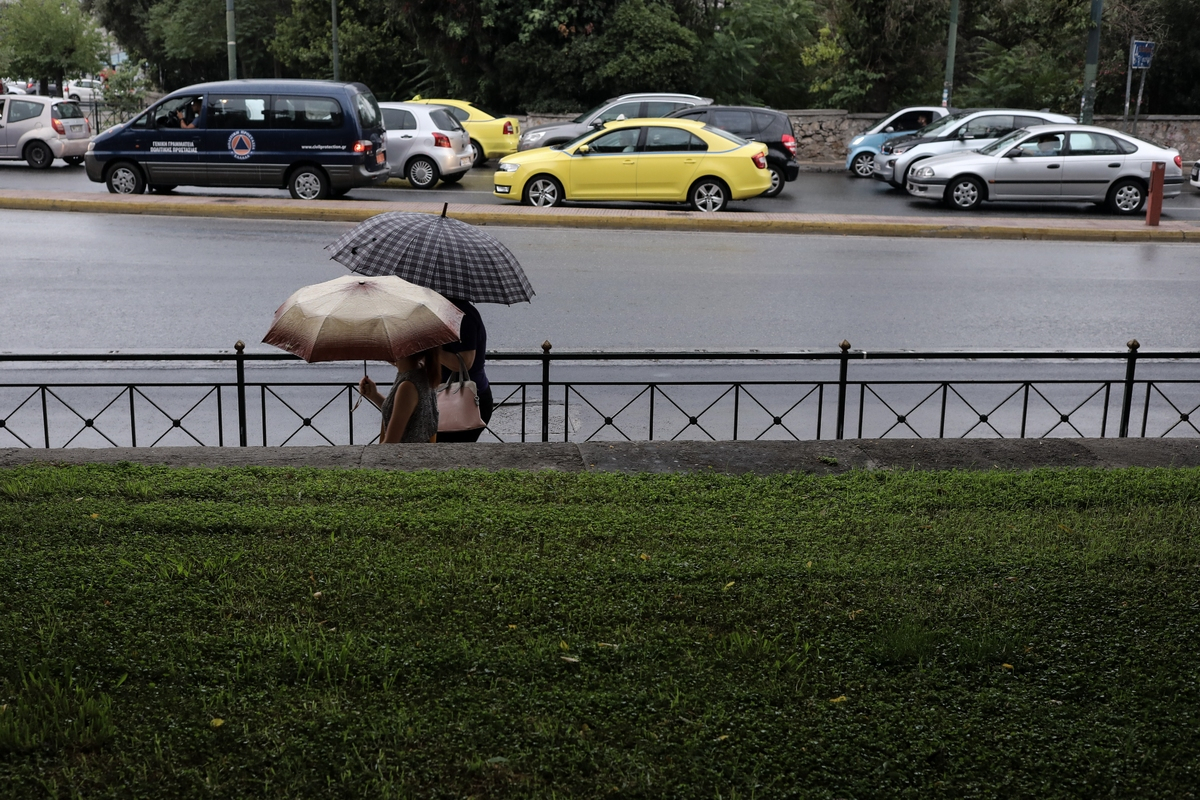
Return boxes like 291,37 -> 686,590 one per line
3,159 -> 1200,220
2,209 -> 1198,353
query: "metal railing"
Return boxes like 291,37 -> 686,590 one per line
1,340 -> 1198,448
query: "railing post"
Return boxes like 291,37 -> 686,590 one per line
540,340 -> 552,443
1118,338 -> 1140,437
835,339 -> 851,440
235,340 -> 248,447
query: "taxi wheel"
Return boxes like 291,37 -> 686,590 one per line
851,152 -> 875,178
105,163 -> 145,195
524,176 -> 563,207
24,141 -> 53,169
288,167 -> 328,200
762,165 -> 785,198
63,156 -> 85,167
1107,179 -> 1145,215
470,140 -> 487,168
689,178 -> 729,213
944,176 -> 984,211
407,157 -> 440,189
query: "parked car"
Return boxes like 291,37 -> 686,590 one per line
905,124 -> 1184,214
844,106 -> 950,178
407,97 -> 519,167
873,109 -> 1077,190
22,79 -> 59,96
3,80 -> 28,95
1191,160 -> 1199,192
0,95 -> 91,167
518,93 -> 711,151
494,117 -> 770,212
85,79 -> 389,199
667,105 -> 799,197
379,101 -> 474,188
63,79 -> 103,103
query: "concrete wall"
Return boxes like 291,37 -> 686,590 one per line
521,110 -> 1200,165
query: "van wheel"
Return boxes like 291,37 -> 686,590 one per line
24,141 -> 53,169
762,164 -> 785,198
407,157 -> 440,189
1107,178 -> 1145,215
105,163 -> 145,195
688,177 -> 729,212
63,156 -> 84,166
288,167 -> 328,200
470,140 -> 487,168
850,151 -> 874,178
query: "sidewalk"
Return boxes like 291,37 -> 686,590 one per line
3,439 -> 1199,474
2,190 -> 1196,242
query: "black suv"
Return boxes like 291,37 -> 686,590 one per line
667,105 -> 799,197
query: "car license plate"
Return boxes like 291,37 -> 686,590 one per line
460,156 -> 472,167
70,125 -> 82,133
375,151 -> 385,165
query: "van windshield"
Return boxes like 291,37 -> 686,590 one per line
354,91 -> 382,130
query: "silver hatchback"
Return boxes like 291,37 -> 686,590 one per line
379,102 -> 473,189
0,95 -> 91,167
905,124 -> 1184,214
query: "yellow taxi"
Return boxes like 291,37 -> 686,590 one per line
492,118 -> 771,212
409,97 -> 519,166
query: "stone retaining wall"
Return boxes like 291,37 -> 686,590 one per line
522,110 -> 1200,164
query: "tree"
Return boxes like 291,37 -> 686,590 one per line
695,0 -> 817,108
0,0 -> 104,93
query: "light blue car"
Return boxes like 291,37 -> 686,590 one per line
845,106 -> 949,177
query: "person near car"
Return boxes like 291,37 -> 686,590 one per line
437,298 -> 492,442
178,98 -> 202,128
357,349 -> 441,443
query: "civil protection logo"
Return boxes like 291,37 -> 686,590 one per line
227,130 -> 255,160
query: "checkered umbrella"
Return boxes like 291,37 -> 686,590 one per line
325,209 -> 534,305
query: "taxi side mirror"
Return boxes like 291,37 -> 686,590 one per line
576,144 -> 590,155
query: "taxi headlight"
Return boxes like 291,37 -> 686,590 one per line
913,166 -> 935,179
497,162 -> 520,172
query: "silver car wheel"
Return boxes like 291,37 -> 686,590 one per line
109,166 -> 139,194
292,172 -> 323,200
851,152 -> 874,178
950,179 -> 981,209
408,158 -> 437,188
527,178 -> 560,207
1113,183 -> 1142,212
691,182 -> 726,212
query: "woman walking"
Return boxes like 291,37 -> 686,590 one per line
358,347 -> 441,443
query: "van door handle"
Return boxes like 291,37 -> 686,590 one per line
1047,164 -> 1060,169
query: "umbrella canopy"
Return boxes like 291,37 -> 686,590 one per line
325,210 -> 534,305
262,275 -> 464,363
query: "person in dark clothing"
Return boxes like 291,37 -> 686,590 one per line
438,298 -> 492,442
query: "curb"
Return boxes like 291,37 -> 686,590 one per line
3,439 -> 1199,475
1,193 -> 1196,243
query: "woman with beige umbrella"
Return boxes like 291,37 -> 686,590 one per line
262,274 -> 464,444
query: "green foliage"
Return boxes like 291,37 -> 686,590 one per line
696,0 -> 816,108
954,39 -> 1080,113
0,0 -> 104,88
101,63 -> 155,116
801,26 -> 883,109
574,0 -> 700,97
2,464 -> 1200,796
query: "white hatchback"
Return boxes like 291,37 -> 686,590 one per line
0,95 -> 91,168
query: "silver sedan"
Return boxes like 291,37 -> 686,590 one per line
905,124 -> 1184,214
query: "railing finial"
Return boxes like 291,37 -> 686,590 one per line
839,339 -> 851,353
1127,339 -> 1140,351
235,340 -> 245,353
542,340 -> 552,354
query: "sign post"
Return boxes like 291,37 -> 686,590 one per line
1126,40 -> 1155,134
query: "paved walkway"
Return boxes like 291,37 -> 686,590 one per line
3,439 -> 1199,474
1,190 -> 1195,242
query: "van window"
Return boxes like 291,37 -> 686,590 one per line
354,92 -> 381,129
272,96 -> 344,129
208,95 -> 270,129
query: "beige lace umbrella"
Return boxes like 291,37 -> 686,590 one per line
263,275 -> 463,363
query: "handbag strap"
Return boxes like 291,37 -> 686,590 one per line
446,352 -> 469,393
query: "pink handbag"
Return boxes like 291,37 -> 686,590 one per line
436,353 -> 485,432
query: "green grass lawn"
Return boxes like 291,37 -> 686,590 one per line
1,464 -> 1199,798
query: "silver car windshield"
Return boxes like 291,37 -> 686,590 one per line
572,102 -> 607,124
918,111 -> 969,137
978,129 -> 1029,155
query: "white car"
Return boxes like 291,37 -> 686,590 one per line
873,109 -> 1077,190
0,95 -> 91,167
63,79 -> 103,102
905,124 -> 1184,214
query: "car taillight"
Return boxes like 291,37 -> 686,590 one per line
782,134 -> 797,156
51,118 -> 65,135
86,118 -> 92,134
503,120 -> 514,135
433,132 -> 451,148
352,139 -> 373,153
752,152 -> 767,169
1175,155 -> 1183,168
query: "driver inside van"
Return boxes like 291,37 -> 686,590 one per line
177,97 -> 203,128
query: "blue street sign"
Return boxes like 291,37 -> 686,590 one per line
1132,40 -> 1156,69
